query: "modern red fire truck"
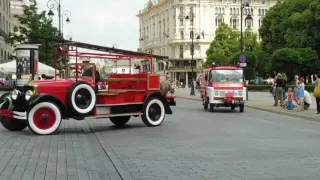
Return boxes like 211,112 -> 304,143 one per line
200,62 -> 247,112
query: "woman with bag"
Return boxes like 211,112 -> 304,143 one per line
313,74 -> 320,114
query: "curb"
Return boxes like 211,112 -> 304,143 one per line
176,96 -> 320,122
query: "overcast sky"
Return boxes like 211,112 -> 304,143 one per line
36,0 -> 146,51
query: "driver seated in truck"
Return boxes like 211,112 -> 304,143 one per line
82,63 -> 101,92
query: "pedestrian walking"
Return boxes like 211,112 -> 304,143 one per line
297,77 -> 305,112
274,73 -> 285,106
293,75 -> 299,99
282,73 -> 288,99
313,74 -> 320,113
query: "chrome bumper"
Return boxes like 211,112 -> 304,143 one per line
13,111 -> 27,120
0,110 -> 27,120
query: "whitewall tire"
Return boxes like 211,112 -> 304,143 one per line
68,82 -> 96,115
141,98 -> 165,127
28,102 -> 62,135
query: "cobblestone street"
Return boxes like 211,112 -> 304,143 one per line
0,98 -> 320,179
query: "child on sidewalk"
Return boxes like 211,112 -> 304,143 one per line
297,77 -> 305,111
286,88 -> 294,110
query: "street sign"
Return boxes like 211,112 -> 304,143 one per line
239,62 -> 247,67
239,54 -> 247,63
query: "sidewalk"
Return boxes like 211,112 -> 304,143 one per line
174,88 -> 320,121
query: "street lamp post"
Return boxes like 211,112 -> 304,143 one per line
240,0 -> 252,101
240,0 -> 250,54
47,0 -> 71,39
185,13 -> 200,96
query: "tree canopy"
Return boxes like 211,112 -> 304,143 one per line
6,0 -> 58,67
259,0 -> 320,56
205,23 -> 259,66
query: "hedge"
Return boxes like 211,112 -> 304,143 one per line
247,84 -> 315,92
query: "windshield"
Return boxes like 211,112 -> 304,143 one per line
210,69 -> 243,83
67,63 -> 94,79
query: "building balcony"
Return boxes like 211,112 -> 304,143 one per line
168,66 -> 202,72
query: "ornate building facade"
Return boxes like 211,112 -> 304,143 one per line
137,0 -> 278,87
0,0 -> 12,63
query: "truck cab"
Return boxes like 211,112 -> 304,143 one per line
200,63 -> 247,112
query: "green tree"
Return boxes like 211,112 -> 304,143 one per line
6,0 -> 58,67
243,29 -> 260,52
206,24 -> 260,66
205,23 -> 239,65
229,51 -> 258,80
259,1 -> 286,54
295,48 -> 318,81
255,50 -> 273,78
259,0 -> 320,55
271,48 -> 302,81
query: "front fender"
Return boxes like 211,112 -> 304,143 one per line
143,92 -> 172,114
27,94 -> 66,111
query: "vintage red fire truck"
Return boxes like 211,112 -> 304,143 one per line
0,41 -> 176,135
200,62 -> 247,112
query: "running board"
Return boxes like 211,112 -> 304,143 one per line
95,102 -> 143,107
87,112 -> 143,119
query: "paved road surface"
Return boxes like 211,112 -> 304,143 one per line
0,99 -> 319,179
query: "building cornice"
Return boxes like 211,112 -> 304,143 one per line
137,0 -> 169,17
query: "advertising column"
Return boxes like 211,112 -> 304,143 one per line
15,44 -> 39,87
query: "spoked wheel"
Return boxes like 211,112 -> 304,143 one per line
0,97 -> 27,131
28,102 -> 62,135
110,116 -> 130,126
141,98 -> 165,127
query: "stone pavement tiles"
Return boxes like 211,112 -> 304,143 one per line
0,102 -> 320,179
0,120 -> 123,180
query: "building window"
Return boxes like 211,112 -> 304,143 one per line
190,17 -> 194,26
180,31 -> 184,39
190,6 -> 193,13
232,19 -> 237,29
262,0 -> 265,4
233,0 -> 236,3
180,18 -> 183,26
179,45 -> 183,58
259,19 -> 261,27
190,31 -> 194,39
180,6 -> 183,13
217,18 -> 223,26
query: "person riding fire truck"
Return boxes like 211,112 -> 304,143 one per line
200,62 -> 247,112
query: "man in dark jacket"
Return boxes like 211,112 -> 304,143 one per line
82,63 -> 101,92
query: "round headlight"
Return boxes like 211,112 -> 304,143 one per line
25,90 -> 33,101
238,91 -> 243,96
11,89 -> 20,100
